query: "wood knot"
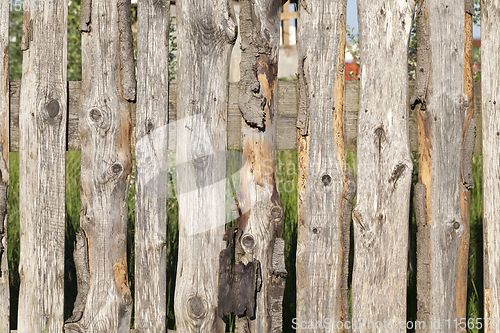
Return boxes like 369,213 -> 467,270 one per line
187,296 -> 206,319
123,293 -> 133,306
90,108 -> 102,122
271,206 -> 282,220
453,221 -> 460,230
322,174 -> 332,186
312,228 -> 319,234
47,100 -> 60,118
242,234 -> 255,250
112,163 -> 123,174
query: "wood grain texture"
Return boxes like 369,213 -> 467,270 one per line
414,1 -> 471,330
236,0 -> 286,332
6,80 -> 484,153
64,1 -> 135,332
352,1 -> 415,331
17,1 -> 67,332
295,1 -> 349,331
0,5 -> 8,333
173,0 -> 236,331
134,1 -> 170,332
481,1 -> 500,332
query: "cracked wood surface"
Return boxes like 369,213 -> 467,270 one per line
173,0 -> 236,331
64,1 -> 135,332
0,5 -> 8,333
481,1 -> 500,332
134,1 -> 170,332
352,1 -> 415,331
235,1 -> 286,332
17,2 -> 67,332
414,1 -> 472,331
295,1 -> 350,332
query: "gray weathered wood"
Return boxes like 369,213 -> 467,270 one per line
235,0 -> 286,332
481,1 -> 500,332
0,5 -> 9,333
413,1 -> 472,330
134,0 -> 170,332
6,80 -> 484,154
64,1 -> 135,332
17,1 -> 67,332
173,0 -> 236,331
295,1 -> 351,331
352,1 -> 415,331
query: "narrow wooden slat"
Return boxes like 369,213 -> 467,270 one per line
17,1 -> 67,332
414,0 -> 472,328
134,0 -> 170,331
0,4 -> 9,333
295,1 -> 350,330
173,0 -> 236,331
282,1 -> 290,45
352,1 -> 415,331
280,12 -> 297,20
7,81 -> 484,153
482,1 -> 500,332
64,0 -> 135,331
235,0 -> 286,331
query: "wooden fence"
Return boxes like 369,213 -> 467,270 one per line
0,0 -> 499,333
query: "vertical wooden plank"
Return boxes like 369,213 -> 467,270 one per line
295,0 -> 351,331
482,1 -> 500,332
64,1 -> 135,332
282,1 -> 290,45
236,0 -> 286,332
135,0 -> 170,332
352,1 -> 415,331
0,3 -> 8,333
173,0 -> 236,331
17,0 -> 67,332
414,0 -> 473,330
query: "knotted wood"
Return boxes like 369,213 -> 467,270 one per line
65,1 -> 135,331
173,0 -> 237,331
295,1 -> 350,331
352,1 -> 415,331
17,2 -> 67,332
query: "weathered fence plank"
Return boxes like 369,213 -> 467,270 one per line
482,1 -> 500,332
64,1 -> 135,332
134,0 -> 170,332
413,1 -> 473,330
173,0 -> 236,331
17,1 -> 67,332
7,81 -> 484,154
295,1 -> 351,331
235,0 -> 286,331
0,5 -> 8,333
352,1 -> 415,331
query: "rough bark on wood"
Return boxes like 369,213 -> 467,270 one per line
17,2 -> 67,333
134,0 -> 170,332
173,0 -> 236,331
481,1 -> 500,332
236,1 -> 286,332
414,1 -> 472,330
295,1 -> 349,331
64,1 -> 135,332
352,1 -> 415,331
0,5 -> 8,333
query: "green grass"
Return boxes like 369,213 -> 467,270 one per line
5,151 -> 485,332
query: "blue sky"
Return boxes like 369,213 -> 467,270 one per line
346,0 -> 480,39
